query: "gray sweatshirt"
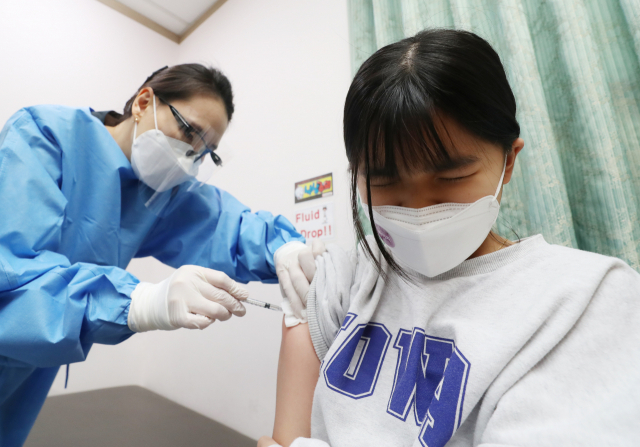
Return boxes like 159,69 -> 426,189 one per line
289,235 -> 640,447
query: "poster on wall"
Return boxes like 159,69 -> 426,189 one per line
294,173 -> 333,204
294,202 -> 334,241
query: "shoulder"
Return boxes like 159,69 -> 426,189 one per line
542,240 -> 637,280
315,242 -> 358,287
317,237 -> 383,287
2,105 -> 95,143
23,105 -> 96,133
8,105 -> 93,125
0,106 -> 99,181
497,234 -> 633,278
521,238 -> 640,312
312,238 -> 383,316
308,241 -> 365,359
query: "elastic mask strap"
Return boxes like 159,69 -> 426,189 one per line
152,95 -> 158,130
494,156 -> 508,197
356,190 -> 373,222
133,95 -> 158,141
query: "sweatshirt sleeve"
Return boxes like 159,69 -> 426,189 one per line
0,109 -> 138,368
306,244 -> 357,361
478,260 -> 640,445
137,183 -> 304,284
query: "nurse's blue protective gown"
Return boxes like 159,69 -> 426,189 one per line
0,105 -> 303,445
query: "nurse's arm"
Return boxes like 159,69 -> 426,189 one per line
0,109 -> 137,368
272,320 -> 320,447
138,185 -> 304,284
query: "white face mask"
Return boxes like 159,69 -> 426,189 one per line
130,95 -> 202,192
364,158 -> 507,277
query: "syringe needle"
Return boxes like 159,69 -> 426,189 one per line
245,298 -> 282,312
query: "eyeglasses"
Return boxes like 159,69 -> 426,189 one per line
158,97 -> 222,166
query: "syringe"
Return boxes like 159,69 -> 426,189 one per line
245,298 -> 282,312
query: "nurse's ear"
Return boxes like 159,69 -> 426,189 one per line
503,138 -> 524,185
131,87 -> 155,122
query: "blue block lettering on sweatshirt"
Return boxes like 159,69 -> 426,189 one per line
418,348 -> 471,447
324,322 -> 391,399
325,313 -> 358,374
340,313 -> 357,333
387,329 -> 454,425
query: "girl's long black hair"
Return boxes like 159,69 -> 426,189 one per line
344,29 -> 521,278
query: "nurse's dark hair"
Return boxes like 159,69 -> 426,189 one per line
345,29 -> 520,279
118,63 -> 234,122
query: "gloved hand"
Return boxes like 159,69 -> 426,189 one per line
128,265 -> 248,332
275,240 -> 326,326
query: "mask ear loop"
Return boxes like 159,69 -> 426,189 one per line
494,155 -> 508,197
357,189 -> 366,207
133,95 -> 158,141
152,95 -> 158,130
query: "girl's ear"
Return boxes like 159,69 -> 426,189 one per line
503,138 -> 524,185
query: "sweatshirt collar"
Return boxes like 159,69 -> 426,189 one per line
416,234 -> 548,280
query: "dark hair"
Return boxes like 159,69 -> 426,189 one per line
344,29 -> 520,279
117,63 -> 234,123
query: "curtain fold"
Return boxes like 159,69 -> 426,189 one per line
347,0 -> 640,270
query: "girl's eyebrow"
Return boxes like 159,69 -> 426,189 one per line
432,155 -> 480,172
367,168 -> 399,178
365,156 -> 479,176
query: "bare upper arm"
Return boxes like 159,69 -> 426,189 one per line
272,319 -> 321,447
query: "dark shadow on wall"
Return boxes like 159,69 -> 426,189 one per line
25,385 -> 256,447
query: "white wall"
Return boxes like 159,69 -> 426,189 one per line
136,0 -> 353,440
0,0 -> 179,125
0,0 -> 178,395
1,0 -> 353,441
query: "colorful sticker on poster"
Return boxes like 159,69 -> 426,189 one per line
294,202 -> 334,241
294,173 -> 333,204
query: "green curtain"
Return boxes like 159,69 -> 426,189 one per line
349,0 -> 640,271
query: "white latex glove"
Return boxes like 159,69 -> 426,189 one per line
274,240 -> 326,327
128,265 -> 248,332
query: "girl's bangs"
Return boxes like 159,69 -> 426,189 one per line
349,82 -> 453,178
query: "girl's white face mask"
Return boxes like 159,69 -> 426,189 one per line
363,158 -> 506,277
130,95 -> 201,192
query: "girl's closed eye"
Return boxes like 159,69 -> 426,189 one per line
440,175 -> 468,182
438,170 -> 478,183
370,179 -> 399,187
368,174 -> 401,187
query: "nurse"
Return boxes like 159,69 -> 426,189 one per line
0,64 -> 318,445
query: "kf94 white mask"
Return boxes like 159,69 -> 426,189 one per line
365,158 -> 507,278
130,95 -> 201,192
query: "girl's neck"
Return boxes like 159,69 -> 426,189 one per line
469,232 -> 514,259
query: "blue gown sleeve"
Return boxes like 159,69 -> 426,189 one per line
137,183 -> 305,284
0,109 -> 138,368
